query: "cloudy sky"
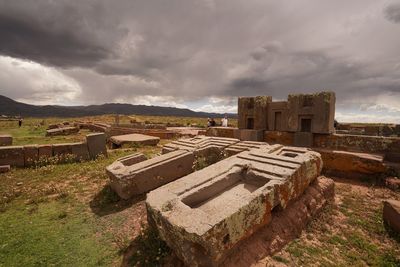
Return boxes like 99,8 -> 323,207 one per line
0,0 -> 400,122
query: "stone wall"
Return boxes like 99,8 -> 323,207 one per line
0,133 -> 107,168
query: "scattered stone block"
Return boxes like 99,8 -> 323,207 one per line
86,133 -> 107,159
0,135 -> 12,146
146,145 -> 322,266
107,150 -> 195,199
0,146 -> 25,167
294,132 -> 314,147
24,145 -> 39,167
110,133 -> 160,148
71,142 -> 90,161
0,165 -> 10,173
45,126 -> 79,136
316,149 -> 387,179
38,144 -> 53,159
383,200 -> 400,233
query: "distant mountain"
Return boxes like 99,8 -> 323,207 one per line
0,95 -> 237,118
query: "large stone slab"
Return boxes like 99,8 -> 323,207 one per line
45,126 -> 79,136
0,146 -> 25,167
0,135 -> 12,146
107,150 -> 195,199
24,145 -> 39,167
38,144 -> 53,159
86,133 -> 107,159
110,133 -> 160,148
383,200 -> 400,233
71,142 -> 90,161
146,145 -> 322,266
315,149 -> 387,179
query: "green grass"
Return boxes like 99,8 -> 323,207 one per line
277,182 -> 400,267
0,144 -> 161,267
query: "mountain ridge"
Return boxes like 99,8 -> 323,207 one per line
0,95 -> 237,118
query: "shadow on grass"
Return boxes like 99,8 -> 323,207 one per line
384,221 -> 400,243
120,226 -> 183,267
89,184 -> 145,216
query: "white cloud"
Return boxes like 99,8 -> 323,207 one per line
0,56 -> 82,105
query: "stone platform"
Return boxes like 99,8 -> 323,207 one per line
110,133 -> 160,148
107,150 -> 195,199
146,145 -> 322,266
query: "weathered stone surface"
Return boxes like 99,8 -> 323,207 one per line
52,143 -> 73,161
45,126 -> 79,136
0,165 -> 11,173
162,136 -> 239,155
238,96 -> 271,130
221,176 -> 335,266
24,145 -> 39,166
237,92 -> 335,134
146,145 -> 322,266
224,141 -> 269,157
315,149 -> 387,179
294,132 -> 314,147
206,127 -> 236,138
0,135 -> 12,146
114,153 -> 147,166
38,144 -> 53,159
264,131 -> 294,146
110,133 -> 160,148
70,142 -> 90,161
86,133 -> 107,159
233,129 -> 264,141
0,146 -> 24,167
383,200 -> 400,233
107,150 -> 195,199
313,133 -> 400,154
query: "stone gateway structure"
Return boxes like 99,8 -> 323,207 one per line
238,92 -> 335,134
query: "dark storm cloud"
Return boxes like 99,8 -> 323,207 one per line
0,0 -> 399,122
0,0 -> 125,67
384,2 -> 400,23
0,14 -> 108,67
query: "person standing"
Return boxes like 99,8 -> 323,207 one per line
221,115 -> 228,127
18,118 -> 23,127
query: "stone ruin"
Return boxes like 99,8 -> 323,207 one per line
46,122 -> 79,136
236,92 -> 335,146
104,91 -> 400,265
0,133 -> 107,169
105,135 -> 332,265
146,144 -> 321,266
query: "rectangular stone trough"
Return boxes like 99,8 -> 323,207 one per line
146,145 -> 322,266
107,150 -> 195,199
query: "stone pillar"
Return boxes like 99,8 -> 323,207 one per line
86,133 -> 107,160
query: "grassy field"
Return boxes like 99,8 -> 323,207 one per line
0,115 -> 399,267
0,115 -> 237,146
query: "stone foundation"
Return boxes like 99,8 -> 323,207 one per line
146,145 -> 322,266
0,133 -> 106,167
